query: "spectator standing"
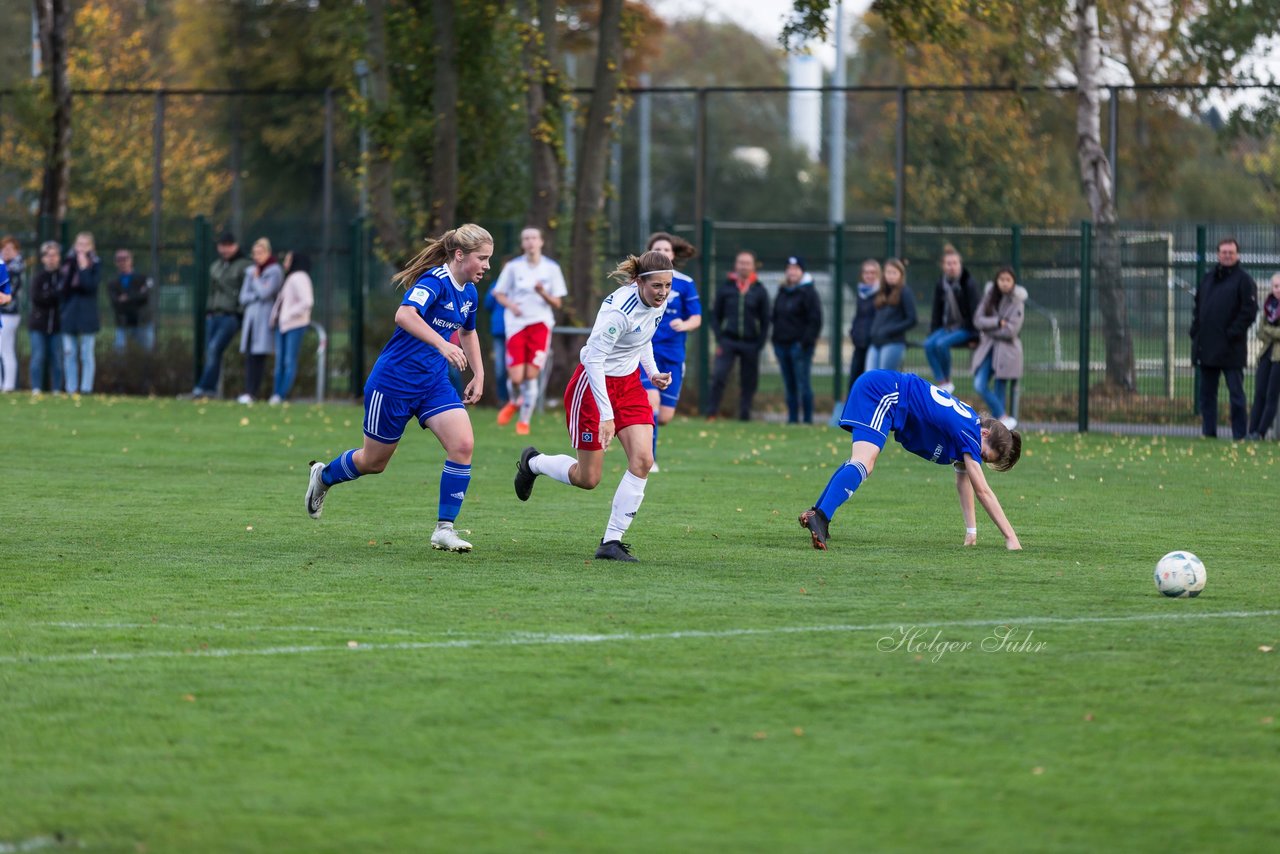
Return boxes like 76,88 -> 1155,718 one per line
237,237 -> 284,404
1247,273 -> 1280,440
29,242 -> 65,394
923,245 -> 979,392
866,258 -> 917,373
771,255 -> 823,424
848,259 -> 880,390
483,280 -> 509,405
709,250 -> 770,420
0,237 -> 25,391
190,233 -> 252,398
107,249 -> 155,353
1190,237 -> 1258,440
59,231 -> 101,395
971,266 -> 1026,429
269,251 -> 314,404
492,226 -> 567,435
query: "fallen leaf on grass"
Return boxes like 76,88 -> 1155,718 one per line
1260,646 -> 1274,653
182,694 -> 196,702
752,731 -> 767,740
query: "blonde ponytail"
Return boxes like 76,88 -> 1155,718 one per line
391,223 -> 494,289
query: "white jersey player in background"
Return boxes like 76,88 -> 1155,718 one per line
512,250 -> 674,562
491,226 -> 567,435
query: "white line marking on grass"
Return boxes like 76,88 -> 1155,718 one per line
0,837 -> 75,853
2,609 -> 1277,668
33,621 -> 446,638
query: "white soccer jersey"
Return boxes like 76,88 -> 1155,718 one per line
493,254 -> 567,335
579,283 -> 664,421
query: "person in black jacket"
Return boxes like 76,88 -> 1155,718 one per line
108,249 -> 155,353
1190,237 -> 1259,440
772,255 -> 823,424
923,245 -> 979,393
708,250 -> 770,420
848,259 -> 880,390
28,241 -> 66,394
866,258 -> 917,372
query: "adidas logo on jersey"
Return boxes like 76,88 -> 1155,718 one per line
450,491 -> 466,500
443,301 -> 455,310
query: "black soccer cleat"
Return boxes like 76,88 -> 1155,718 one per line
799,507 -> 830,551
594,539 -> 639,562
514,446 -> 541,502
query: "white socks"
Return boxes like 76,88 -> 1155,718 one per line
530,453 -> 575,485
505,378 -> 517,404
604,471 -> 648,543
518,378 -> 539,423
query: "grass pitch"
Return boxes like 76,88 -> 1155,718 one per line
2,394 -> 1278,853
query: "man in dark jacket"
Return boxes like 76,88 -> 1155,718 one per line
848,259 -> 880,390
189,232 -> 252,397
923,245 -> 979,393
772,255 -> 823,423
708,250 -> 770,420
108,249 -> 155,352
1190,237 -> 1259,440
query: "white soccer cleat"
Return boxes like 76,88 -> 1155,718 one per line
430,526 -> 473,552
939,382 -> 956,394
999,415 -> 1018,430
305,461 -> 329,519
650,461 -> 660,473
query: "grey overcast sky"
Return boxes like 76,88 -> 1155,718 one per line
648,0 -> 875,64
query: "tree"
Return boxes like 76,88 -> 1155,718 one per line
516,0 -> 565,252
35,0 -> 71,236
784,0 -> 1280,393
567,0 -> 626,323
427,0 -> 458,234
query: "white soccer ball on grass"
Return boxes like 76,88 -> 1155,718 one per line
1154,551 -> 1206,598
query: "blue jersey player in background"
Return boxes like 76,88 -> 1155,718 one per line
640,232 -> 702,470
305,224 -> 491,553
800,369 -> 1023,551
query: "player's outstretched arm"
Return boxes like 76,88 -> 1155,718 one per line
954,464 -> 978,546
963,455 -> 1021,550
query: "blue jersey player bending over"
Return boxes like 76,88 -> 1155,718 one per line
305,224 -> 491,553
800,369 -> 1023,551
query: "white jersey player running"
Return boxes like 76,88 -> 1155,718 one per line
513,251 -> 675,562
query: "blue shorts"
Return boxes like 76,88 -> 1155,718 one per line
640,356 -> 685,407
362,377 -> 464,443
838,370 -> 904,449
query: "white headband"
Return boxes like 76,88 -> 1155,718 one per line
636,269 -> 671,278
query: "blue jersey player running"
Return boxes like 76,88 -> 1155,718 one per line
639,232 -> 702,470
800,369 -> 1023,551
305,224 -> 491,552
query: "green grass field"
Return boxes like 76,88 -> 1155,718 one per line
3,394 -> 1278,853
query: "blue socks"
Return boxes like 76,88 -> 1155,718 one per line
321,449 -> 361,486
815,461 -> 868,521
438,460 -> 472,522
652,413 -> 659,462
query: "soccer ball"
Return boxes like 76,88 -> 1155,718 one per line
1154,551 -> 1206,598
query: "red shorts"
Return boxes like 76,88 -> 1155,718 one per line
506,323 -> 551,369
564,364 -> 653,450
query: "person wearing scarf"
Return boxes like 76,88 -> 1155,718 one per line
237,237 -> 284,404
708,250 -> 770,420
848,259 -> 880,390
1247,273 -> 1280,439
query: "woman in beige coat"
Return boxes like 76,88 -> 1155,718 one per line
269,251 -> 314,404
971,266 -> 1026,428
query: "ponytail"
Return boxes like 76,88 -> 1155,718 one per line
609,250 -> 673,284
391,223 -> 493,290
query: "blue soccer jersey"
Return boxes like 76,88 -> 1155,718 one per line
841,370 -> 983,465
649,270 -> 701,362
366,266 -> 478,397
0,260 -> 9,330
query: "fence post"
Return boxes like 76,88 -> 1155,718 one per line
192,215 -> 210,387
1078,220 -> 1092,433
350,217 -> 366,396
884,219 -> 896,261
1193,224 -> 1206,415
831,221 -> 845,399
698,216 -> 713,414
894,87 -> 906,258
1010,224 -> 1022,282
